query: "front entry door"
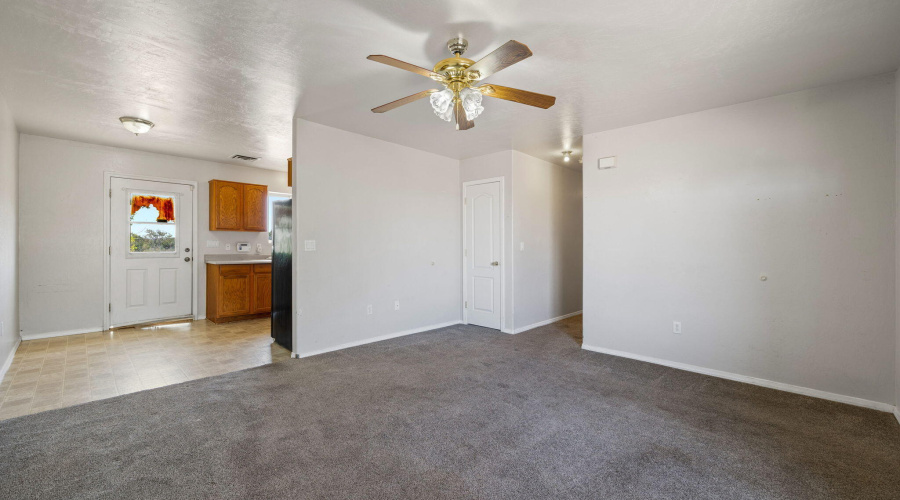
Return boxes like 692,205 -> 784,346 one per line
110,177 -> 194,327
465,180 -> 502,329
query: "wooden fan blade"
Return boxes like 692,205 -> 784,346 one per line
455,100 -> 474,130
372,89 -> 440,113
465,40 -> 533,81
476,84 -> 556,109
367,55 -> 445,81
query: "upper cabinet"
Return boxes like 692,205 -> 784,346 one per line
243,183 -> 268,231
209,179 -> 268,232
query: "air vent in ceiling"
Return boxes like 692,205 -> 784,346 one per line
231,154 -> 259,162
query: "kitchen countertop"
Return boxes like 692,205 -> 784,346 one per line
205,254 -> 272,265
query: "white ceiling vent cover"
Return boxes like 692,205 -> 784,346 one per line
231,154 -> 259,161
598,156 -> 616,170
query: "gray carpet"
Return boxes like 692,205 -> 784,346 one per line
1,316 -> 899,499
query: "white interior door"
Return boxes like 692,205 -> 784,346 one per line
110,177 -> 193,327
465,181 -> 502,329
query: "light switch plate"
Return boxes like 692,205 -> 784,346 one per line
304,240 -> 316,251
207,240 -> 219,248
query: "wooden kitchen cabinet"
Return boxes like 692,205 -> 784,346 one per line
206,263 -> 272,323
252,264 -> 272,313
209,179 -> 268,231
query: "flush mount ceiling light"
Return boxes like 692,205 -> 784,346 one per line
119,116 -> 154,135
562,151 -> 572,162
367,37 -> 556,130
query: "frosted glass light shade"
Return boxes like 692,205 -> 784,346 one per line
430,89 -> 454,122
459,88 -> 484,120
119,116 -> 155,135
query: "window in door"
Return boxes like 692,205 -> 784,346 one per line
130,193 -> 177,253
267,193 -> 291,243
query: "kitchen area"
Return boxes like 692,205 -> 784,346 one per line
204,175 -> 292,352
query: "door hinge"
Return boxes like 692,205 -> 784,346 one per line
465,301 -> 468,308
108,246 -> 111,255
108,303 -> 111,312
109,188 -> 112,198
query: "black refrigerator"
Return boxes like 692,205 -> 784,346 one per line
271,199 -> 292,351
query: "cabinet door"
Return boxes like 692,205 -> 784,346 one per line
211,180 -> 243,231
243,184 -> 268,231
218,273 -> 251,317
252,272 -> 272,313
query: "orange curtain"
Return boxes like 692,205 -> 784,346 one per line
131,196 -> 175,222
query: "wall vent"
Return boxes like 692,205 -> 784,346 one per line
231,154 -> 259,161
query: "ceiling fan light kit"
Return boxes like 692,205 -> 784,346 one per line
368,37 -> 556,130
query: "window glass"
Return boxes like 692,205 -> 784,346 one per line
130,194 -> 176,253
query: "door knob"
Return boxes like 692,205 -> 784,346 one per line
184,257 -> 191,262
185,248 -> 190,252
491,261 -> 499,266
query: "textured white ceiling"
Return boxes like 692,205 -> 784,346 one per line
0,0 -> 898,170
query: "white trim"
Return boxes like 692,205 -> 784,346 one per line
297,321 -> 462,358
0,338 -> 21,381
894,407 -> 900,425
581,344 -> 895,412
21,326 -> 104,341
511,310 -> 583,334
461,177 -> 505,332
103,172 -> 200,330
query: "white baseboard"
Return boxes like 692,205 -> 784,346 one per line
581,344 -> 895,413
20,326 -> 104,341
297,320 -> 462,358
0,338 -> 22,381
511,310 -> 582,334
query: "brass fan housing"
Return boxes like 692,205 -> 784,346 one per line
433,56 -> 476,93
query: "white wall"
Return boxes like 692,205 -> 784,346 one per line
460,151 -> 514,331
896,68 -> 900,412
583,74 -> 897,407
293,119 -> 461,356
0,90 -> 20,374
17,135 -> 288,338
511,151 -> 583,331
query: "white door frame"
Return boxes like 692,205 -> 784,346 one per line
103,171 -> 199,330
461,177 -> 505,332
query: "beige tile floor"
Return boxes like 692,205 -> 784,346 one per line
0,318 -> 291,421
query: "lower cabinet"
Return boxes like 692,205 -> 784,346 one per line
206,263 -> 271,323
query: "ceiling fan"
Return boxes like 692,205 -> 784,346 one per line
367,37 -> 556,130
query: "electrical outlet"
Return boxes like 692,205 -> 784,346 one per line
673,321 -> 682,334
225,243 -> 232,251
206,240 -> 219,248
366,305 -> 373,315
394,300 -> 400,311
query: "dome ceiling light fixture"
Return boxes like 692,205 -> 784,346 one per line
119,116 -> 155,135
562,151 -> 572,162
367,37 -> 556,131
